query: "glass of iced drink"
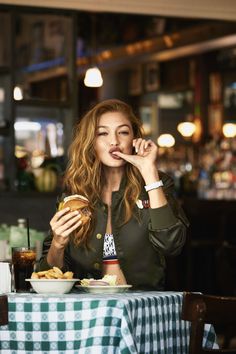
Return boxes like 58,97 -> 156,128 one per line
12,247 -> 36,292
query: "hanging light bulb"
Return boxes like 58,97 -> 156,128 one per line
84,14 -> 103,88
177,122 -> 196,138
157,134 -> 175,148
14,86 -> 23,101
84,67 -> 103,87
222,123 -> 236,138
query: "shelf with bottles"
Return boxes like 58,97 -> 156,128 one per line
197,136 -> 236,200
157,132 -> 236,200
223,77 -> 236,121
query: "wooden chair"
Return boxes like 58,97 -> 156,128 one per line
0,295 -> 8,326
181,292 -> 236,354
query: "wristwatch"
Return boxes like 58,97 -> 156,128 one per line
144,180 -> 163,192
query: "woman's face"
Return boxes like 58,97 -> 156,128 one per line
94,111 -> 134,167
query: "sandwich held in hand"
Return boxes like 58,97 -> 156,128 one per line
60,194 -> 91,226
59,194 -> 92,246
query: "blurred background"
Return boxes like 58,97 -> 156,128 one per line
0,1 -> 236,301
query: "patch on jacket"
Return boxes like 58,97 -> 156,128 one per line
136,199 -> 150,209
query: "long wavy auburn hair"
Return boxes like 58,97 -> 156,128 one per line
63,99 -> 144,247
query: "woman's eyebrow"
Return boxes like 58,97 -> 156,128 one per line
97,124 -> 131,129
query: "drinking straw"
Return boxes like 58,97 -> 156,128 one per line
26,218 -> 30,249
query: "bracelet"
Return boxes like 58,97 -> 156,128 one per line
144,180 -> 163,192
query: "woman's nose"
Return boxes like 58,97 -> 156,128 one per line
110,134 -> 119,146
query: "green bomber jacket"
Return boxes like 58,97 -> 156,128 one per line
38,171 -> 189,290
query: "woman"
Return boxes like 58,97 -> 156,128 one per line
39,99 -> 189,290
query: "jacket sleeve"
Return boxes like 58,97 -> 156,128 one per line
37,229 -> 72,272
37,230 -> 54,271
148,171 -> 189,256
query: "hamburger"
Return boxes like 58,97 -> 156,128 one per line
59,194 -> 92,246
59,194 -> 92,226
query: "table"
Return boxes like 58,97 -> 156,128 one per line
0,291 -> 218,354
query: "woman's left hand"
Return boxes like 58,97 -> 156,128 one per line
113,138 -> 158,174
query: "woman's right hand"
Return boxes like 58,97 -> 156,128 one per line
50,207 -> 82,248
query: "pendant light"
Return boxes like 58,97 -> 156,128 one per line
157,134 -> 175,148
177,119 -> 196,168
84,14 -> 103,88
222,123 -> 236,138
177,121 -> 196,138
84,67 -> 103,87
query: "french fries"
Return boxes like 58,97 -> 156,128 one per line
31,267 -> 74,280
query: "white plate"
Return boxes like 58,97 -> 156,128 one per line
26,279 -> 80,294
76,284 -> 132,294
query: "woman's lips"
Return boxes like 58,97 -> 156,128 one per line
109,147 -> 122,160
111,153 -> 121,160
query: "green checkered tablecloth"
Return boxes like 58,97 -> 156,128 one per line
0,291 -> 218,354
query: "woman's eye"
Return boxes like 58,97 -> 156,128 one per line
119,131 -> 129,135
97,132 -> 108,136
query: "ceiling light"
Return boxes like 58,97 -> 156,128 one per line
222,123 -> 236,138
157,134 -> 175,147
177,122 -> 196,138
84,14 -> 103,88
13,86 -> 23,101
84,67 -> 103,87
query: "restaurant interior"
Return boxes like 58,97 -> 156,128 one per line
0,0 -> 236,350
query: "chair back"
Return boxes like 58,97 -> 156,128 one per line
181,292 -> 236,354
0,295 -> 8,326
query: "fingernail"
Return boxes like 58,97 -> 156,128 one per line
135,148 -> 138,153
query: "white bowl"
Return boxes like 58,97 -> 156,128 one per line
25,279 -> 80,294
